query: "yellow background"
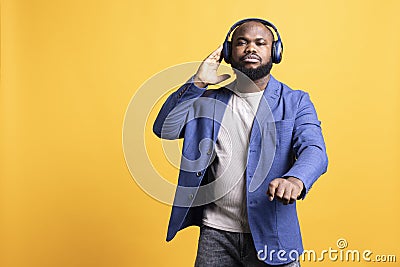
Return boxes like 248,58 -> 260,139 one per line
1,0 -> 399,266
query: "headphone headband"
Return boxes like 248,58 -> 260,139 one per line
224,18 -> 281,44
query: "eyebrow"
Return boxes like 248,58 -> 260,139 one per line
235,37 -> 267,42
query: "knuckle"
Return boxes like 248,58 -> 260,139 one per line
269,182 -> 276,188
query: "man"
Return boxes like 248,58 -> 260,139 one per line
153,18 -> 328,266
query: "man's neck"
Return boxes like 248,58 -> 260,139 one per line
235,74 -> 271,93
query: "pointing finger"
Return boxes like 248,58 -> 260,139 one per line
282,187 -> 293,205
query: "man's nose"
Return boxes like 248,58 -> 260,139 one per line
245,42 -> 257,53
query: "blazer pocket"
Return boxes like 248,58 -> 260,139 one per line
275,119 -> 295,143
274,120 -> 296,167
262,119 -> 295,145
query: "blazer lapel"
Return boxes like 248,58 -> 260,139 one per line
250,75 -> 281,142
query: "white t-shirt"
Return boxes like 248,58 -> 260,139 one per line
202,89 -> 264,233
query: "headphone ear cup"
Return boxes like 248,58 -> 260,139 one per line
272,40 -> 283,64
222,41 -> 232,64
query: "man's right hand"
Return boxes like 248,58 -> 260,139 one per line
193,45 -> 231,88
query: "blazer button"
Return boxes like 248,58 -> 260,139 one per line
196,171 -> 202,177
207,150 -> 212,155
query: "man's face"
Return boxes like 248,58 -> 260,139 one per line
230,21 -> 274,81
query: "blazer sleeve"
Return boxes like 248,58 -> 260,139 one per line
153,77 -> 207,140
282,92 -> 328,199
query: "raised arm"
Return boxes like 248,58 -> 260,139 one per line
153,45 -> 230,140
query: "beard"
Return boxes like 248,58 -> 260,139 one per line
231,57 -> 273,81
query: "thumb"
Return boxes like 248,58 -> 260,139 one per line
215,74 -> 231,84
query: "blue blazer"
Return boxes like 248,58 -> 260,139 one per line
153,75 -> 328,265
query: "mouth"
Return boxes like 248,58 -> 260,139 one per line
241,54 -> 261,63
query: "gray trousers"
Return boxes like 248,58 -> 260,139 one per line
195,225 -> 301,267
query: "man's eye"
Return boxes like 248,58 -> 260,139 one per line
257,42 -> 266,46
237,41 -> 246,45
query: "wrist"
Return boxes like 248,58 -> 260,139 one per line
193,74 -> 208,88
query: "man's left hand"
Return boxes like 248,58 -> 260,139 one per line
267,177 -> 304,205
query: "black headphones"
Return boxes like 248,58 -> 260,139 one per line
222,18 -> 283,64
